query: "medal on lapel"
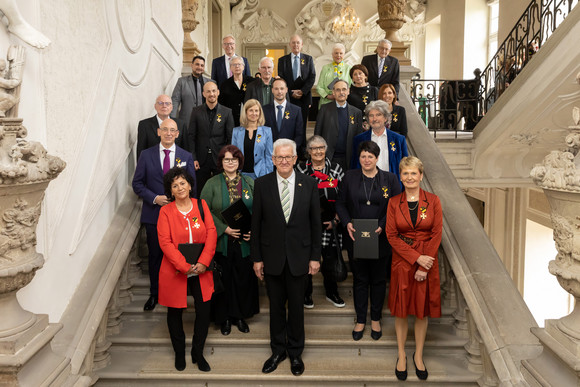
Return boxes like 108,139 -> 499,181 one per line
243,189 -> 250,200
420,207 -> 427,220
216,114 -> 222,123
382,187 -> 389,198
192,216 -> 201,228
390,141 -> 396,152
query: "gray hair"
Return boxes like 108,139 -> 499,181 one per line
230,56 -> 245,68
332,43 -> 346,53
259,56 -> 274,67
273,138 -> 297,156
306,135 -> 327,150
378,39 -> 392,49
365,100 -> 392,123
222,34 -> 235,42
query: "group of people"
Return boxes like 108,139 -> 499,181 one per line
131,33 -> 441,381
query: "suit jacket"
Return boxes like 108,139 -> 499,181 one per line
251,171 -> 322,276
314,103 -> 363,166
211,55 -> 251,87
231,126 -> 274,178
263,102 -> 304,151
187,103 -> 234,166
132,145 -> 196,224
277,53 -> 316,106
218,76 -> 253,126
170,74 -> 210,126
361,54 -> 400,95
390,104 -> 408,137
244,78 -> 274,105
351,128 -> 408,186
136,115 -> 187,160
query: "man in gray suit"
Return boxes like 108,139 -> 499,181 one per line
171,55 -> 210,126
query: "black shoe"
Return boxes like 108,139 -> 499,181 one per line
413,352 -> 428,380
236,318 -> 249,333
262,352 -> 287,373
290,356 -> 305,376
395,357 -> 407,381
326,294 -> 345,308
371,329 -> 382,340
352,326 -> 364,341
304,295 -> 314,309
143,295 -> 157,311
174,352 -> 186,371
220,319 -> 231,335
196,355 -> 211,372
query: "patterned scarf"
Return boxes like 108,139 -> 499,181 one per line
224,172 -> 241,204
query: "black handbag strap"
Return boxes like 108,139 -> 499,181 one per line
197,198 -> 204,221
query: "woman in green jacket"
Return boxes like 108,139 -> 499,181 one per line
316,43 -> 352,107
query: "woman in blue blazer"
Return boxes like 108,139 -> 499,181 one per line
231,99 -> 273,179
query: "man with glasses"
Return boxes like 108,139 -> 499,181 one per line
211,35 -> 251,87
361,39 -> 400,95
136,95 -> 187,160
132,118 -> 196,311
244,56 -> 275,106
251,138 -> 321,376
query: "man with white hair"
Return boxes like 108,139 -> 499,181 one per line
244,56 -> 275,106
211,35 -> 251,87
361,39 -> 400,95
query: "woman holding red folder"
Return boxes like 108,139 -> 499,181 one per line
157,167 -> 217,372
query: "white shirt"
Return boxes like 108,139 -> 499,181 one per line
335,101 -> 347,108
291,53 -> 301,78
159,143 -> 176,169
274,100 -> 287,111
371,128 -> 390,171
277,170 -> 295,218
156,114 -> 165,127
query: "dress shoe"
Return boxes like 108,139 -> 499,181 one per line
174,352 -> 186,371
352,327 -> 364,341
262,352 -> 287,373
395,357 -> 407,381
220,319 -> 231,335
326,293 -> 345,308
236,318 -> 249,333
371,329 -> 382,340
143,295 -> 157,311
290,356 -> 305,376
191,351 -> 211,372
413,352 -> 428,380
304,295 -> 314,309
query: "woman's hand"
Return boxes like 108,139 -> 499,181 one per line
187,262 -> 207,275
374,226 -> 382,234
416,254 -> 435,271
242,231 -> 251,241
414,269 -> 427,282
323,220 -> 333,230
347,222 -> 356,241
225,226 -> 241,239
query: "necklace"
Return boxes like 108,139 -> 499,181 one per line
362,174 -> 376,206
408,201 -> 419,211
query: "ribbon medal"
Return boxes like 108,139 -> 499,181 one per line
301,58 -> 305,65
192,216 -> 201,228
243,189 -> 250,200
242,83 -> 247,91
393,113 -> 398,122
350,115 -> 354,124
390,141 -> 396,152
256,134 -> 262,143
216,114 -> 222,123
420,207 -> 427,220
285,111 -> 290,119
383,65 -> 388,73
382,186 -> 389,198
362,95 -> 368,104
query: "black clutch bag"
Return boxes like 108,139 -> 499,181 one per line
352,219 -> 379,259
221,199 -> 252,234
178,243 -> 215,270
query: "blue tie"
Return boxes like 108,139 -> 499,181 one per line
293,55 -> 299,80
276,105 -> 283,130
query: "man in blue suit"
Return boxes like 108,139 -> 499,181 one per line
132,118 -> 197,311
211,35 -> 251,87
351,100 -> 408,185
263,78 -> 305,158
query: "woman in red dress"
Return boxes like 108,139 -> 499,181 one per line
157,167 -> 217,372
386,156 -> 442,381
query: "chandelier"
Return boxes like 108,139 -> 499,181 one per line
332,0 -> 361,38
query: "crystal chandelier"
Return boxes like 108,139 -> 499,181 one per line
332,0 -> 361,38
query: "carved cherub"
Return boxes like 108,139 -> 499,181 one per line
0,0 -> 50,48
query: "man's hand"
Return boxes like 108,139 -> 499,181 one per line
154,195 -> 170,206
309,260 -> 320,275
291,90 -> 303,99
253,261 -> 264,280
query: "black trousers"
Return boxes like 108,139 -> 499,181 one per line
264,261 -> 307,358
305,247 -> 338,297
167,276 -> 211,357
350,255 -> 389,324
196,156 -> 218,196
144,223 -> 163,296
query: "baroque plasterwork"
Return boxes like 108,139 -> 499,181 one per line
242,8 -> 288,44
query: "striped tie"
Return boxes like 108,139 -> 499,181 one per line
281,179 -> 290,223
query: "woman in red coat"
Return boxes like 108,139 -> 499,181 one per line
386,156 -> 442,381
158,167 -> 217,372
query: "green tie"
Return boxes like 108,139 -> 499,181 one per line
281,179 -> 290,223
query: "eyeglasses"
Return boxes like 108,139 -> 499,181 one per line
157,101 -> 172,106
273,155 -> 296,163
309,146 -> 326,152
231,63 -> 244,67
223,158 -> 239,164
159,128 -> 178,133
223,42 -> 235,46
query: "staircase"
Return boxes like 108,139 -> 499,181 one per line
95,251 -> 480,386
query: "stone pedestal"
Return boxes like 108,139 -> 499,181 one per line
376,0 -> 412,66
181,0 -> 201,67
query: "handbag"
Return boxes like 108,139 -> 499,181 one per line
321,220 -> 348,283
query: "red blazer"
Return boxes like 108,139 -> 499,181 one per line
386,189 -> 442,318
157,199 -> 217,307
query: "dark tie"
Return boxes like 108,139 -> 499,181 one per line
163,149 -> 171,174
276,105 -> 283,130
293,55 -> 299,80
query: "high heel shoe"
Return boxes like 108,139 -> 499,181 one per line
395,356 -> 407,381
413,352 -> 428,380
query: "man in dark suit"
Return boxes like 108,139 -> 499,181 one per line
277,35 -> 316,133
211,35 -> 251,87
361,39 -> 400,95
136,95 -> 187,160
132,118 -> 196,311
314,80 -> 363,171
252,138 -> 321,377
263,78 -> 304,157
188,80 -> 234,195
244,57 -> 274,106
171,55 -> 210,126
